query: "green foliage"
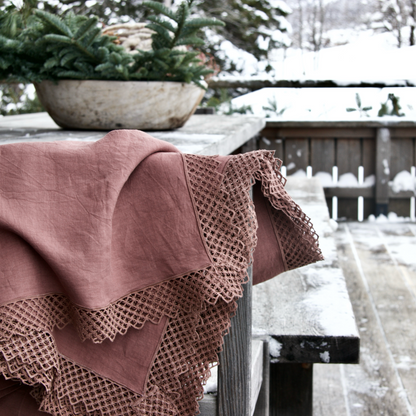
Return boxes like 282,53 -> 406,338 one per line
0,83 -> 44,116
0,0 -> 224,87
378,93 -> 405,117
346,93 -> 372,117
196,0 -> 291,71
203,88 -> 252,115
262,96 -> 286,118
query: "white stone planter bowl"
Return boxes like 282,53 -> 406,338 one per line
35,80 -> 205,130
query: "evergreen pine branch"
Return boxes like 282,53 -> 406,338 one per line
60,51 -> 80,67
80,27 -> 102,48
147,16 -> 176,34
34,10 -> 73,38
74,16 -> 99,41
146,22 -> 172,45
184,17 -> 225,30
142,2 -> 177,22
170,2 -> 189,48
175,36 -> 204,47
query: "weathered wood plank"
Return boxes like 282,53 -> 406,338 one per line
253,341 -> 270,416
217,265 -> 252,416
342,223 -> 416,415
284,138 -> 309,175
271,334 -> 359,364
251,340 -> 265,416
208,78 -> 416,90
199,395 -> 217,415
390,138 -> 414,179
0,112 -> 266,157
337,138 -> 361,176
375,128 -> 391,216
390,128 -> 416,138
324,187 -> 374,198
258,136 -> 284,160
272,128 -> 374,139
313,364 -> 348,416
269,363 -> 313,416
200,340 -> 267,416
362,137 -> 376,177
311,138 -> 335,173
265,120 -> 416,129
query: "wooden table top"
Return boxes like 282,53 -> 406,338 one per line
0,112 -> 265,156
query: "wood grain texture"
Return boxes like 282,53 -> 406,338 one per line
362,137 -> 376,177
311,138 -> 335,173
324,187 -> 374,198
0,113 -> 266,157
390,137 -> 414,178
251,340 -> 265,416
333,223 -> 416,416
269,363 -> 313,416
271,128 -> 374,138
258,136 -> 284,161
375,128 -> 391,215
337,138 -> 361,176
217,265 -> 252,416
253,341 -> 270,416
313,364 -> 349,416
284,138 -> 309,175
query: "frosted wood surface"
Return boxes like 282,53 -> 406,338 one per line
250,340 -> 264,416
0,112 -> 265,156
333,223 -> 416,416
217,265 -> 252,416
313,364 -> 348,416
253,177 -> 359,363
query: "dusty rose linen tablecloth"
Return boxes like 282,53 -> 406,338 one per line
0,130 -> 322,415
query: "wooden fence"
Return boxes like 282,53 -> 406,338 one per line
250,120 -> 416,221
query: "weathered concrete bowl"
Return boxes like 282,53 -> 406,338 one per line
35,80 -> 205,130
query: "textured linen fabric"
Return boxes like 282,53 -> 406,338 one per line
0,130 -> 323,415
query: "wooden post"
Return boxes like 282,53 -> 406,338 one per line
253,341 -> 270,416
217,265 -> 253,416
269,363 -> 313,416
375,128 -> 391,216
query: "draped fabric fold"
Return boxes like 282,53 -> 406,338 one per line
0,130 -> 323,415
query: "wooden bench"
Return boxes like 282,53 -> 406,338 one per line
200,177 -> 360,416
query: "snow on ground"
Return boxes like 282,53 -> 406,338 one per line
268,29 -> 416,81
230,86 -> 416,120
223,29 -> 416,120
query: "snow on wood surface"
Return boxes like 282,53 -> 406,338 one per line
253,177 -> 359,339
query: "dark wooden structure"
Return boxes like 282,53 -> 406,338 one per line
258,120 -> 416,220
208,78 -> 416,91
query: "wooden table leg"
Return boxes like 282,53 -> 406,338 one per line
269,363 -> 313,416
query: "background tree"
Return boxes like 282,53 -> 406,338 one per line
196,0 -> 292,64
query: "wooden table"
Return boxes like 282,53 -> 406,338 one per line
0,112 -> 265,156
253,177 -> 360,415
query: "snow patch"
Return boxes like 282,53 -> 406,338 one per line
290,169 -> 306,177
203,365 -> 218,394
269,338 -> 282,363
314,171 -> 333,187
368,213 -> 411,223
320,351 -> 330,363
390,170 -> 416,193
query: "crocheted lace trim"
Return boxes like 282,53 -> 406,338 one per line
0,150 -> 322,415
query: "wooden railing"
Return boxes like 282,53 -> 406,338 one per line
253,120 -> 416,221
